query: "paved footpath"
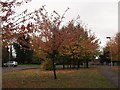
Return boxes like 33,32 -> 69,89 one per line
97,65 -> 119,88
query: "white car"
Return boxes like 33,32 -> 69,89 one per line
3,61 -> 18,67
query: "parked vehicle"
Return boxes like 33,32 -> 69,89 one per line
3,61 -> 18,67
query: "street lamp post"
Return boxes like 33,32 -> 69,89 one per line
106,37 -> 113,67
8,45 -> 12,67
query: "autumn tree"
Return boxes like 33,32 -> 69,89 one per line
113,32 -> 120,62
60,20 -> 99,68
0,0 -> 34,46
0,0 -> 69,79
1,0 -> 100,79
105,32 -> 120,65
26,6 -> 70,79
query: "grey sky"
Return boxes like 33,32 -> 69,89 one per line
2,0 -> 118,46
20,0 -> 118,47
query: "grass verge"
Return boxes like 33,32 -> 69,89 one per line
2,67 -> 115,88
111,66 -> 120,73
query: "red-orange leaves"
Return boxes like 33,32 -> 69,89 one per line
20,25 -> 26,31
1,16 -> 7,21
105,32 -> 120,61
1,2 -> 8,7
26,23 -> 33,32
59,21 -> 99,60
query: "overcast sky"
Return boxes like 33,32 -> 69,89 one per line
2,0 -> 118,47
19,0 -> 118,47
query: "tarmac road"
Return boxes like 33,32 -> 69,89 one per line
2,65 -> 40,73
97,65 -> 119,88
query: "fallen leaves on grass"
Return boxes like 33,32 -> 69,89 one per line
2,68 -> 115,88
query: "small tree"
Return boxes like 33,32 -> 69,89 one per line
25,6 -> 70,79
1,0 -> 100,79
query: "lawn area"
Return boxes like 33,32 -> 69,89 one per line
2,67 -> 115,88
111,66 -> 120,73
19,64 -> 40,67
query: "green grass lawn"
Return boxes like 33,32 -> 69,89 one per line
19,64 -> 40,67
2,67 -> 115,88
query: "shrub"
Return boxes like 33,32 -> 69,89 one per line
41,59 -> 53,70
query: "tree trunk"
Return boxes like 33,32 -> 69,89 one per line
113,62 -> 114,66
86,59 -> 88,68
52,56 -> 57,79
63,59 -> 65,69
73,63 -> 75,68
77,59 -> 80,69
70,59 -> 71,69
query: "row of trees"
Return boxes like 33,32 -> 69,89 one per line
2,35 -> 33,64
1,0 -> 100,79
103,32 -> 120,65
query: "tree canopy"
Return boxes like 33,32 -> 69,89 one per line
1,0 -> 100,79
105,32 -> 120,61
